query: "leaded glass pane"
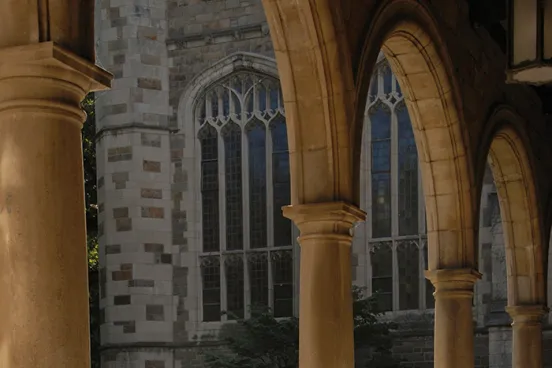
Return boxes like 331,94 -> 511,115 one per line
248,120 -> 268,249
248,253 -> 269,308
200,125 -> 219,252
397,241 -> 420,310
383,65 -> 392,95
226,255 -> 244,319
272,251 -> 293,317
370,106 -> 391,238
222,89 -> 230,116
271,116 -> 291,247
223,123 -> 243,251
258,84 -> 267,112
201,257 -> 221,321
270,88 -> 279,110
210,91 -> 219,118
371,242 -> 393,311
397,103 -> 419,236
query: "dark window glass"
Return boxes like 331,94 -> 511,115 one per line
397,241 -> 420,310
222,89 -> 230,116
226,256 -> 244,319
248,253 -> 269,308
370,107 -> 391,238
272,251 -> 293,317
397,104 -> 419,235
271,117 -> 291,247
201,257 -> 221,321
270,88 -> 279,110
200,125 -> 220,252
210,92 -> 219,118
248,120 -> 267,249
258,84 -> 267,111
223,123 -> 243,250
371,243 -> 393,311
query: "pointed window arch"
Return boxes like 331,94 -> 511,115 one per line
193,66 -> 294,322
364,58 -> 431,312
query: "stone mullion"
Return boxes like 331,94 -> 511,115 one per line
242,122 -> 252,317
391,96 -> 400,311
218,131 -> 228,320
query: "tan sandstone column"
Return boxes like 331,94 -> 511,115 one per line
0,43 -> 110,367
283,202 -> 365,368
506,305 -> 547,368
426,268 -> 481,368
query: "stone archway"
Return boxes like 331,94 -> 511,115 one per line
484,108 -> 546,368
262,1 -> 478,368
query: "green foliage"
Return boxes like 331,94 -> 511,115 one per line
82,93 -> 101,368
204,287 -> 400,368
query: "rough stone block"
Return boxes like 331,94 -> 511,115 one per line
143,160 -> 161,172
141,188 -> 163,199
114,295 -> 131,305
105,244 -> 122,254
113,207 -> 129,219
138,77 -> 162,90
145,361 -> 165,368
141,133 -> 162,147
141,206 -> 165,218
116,218 -> 132,231
146,305 -> 165,321
129,279 -> 155,287
108,146 -> 133,162
145,243 -> 164,253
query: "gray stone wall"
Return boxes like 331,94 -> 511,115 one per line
96,0 -> 174,364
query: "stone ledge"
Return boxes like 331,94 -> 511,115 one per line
0,41 -> 111,91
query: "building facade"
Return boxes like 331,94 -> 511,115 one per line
95,1 -> 551,367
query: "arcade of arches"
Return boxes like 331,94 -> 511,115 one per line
1,1 -> 552,368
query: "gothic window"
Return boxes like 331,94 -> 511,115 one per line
366,58 -> 430,311
197,71 -> 294,322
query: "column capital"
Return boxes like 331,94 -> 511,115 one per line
283,201 -> 366,239
0,42 -> 110,89
425,268 -> 481,298
0,42 -> 111,126
506,305 -> 548,324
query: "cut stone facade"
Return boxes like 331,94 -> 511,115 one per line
96,0 -> 552,367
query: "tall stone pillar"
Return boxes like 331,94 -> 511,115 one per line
0,42 -> 110,367
506,305 -> 547,368
426,268 -> 481,368
283,202 -> 365,368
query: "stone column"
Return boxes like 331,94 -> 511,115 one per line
283,202 -> 365,368
506,305 -> 547,368
426,268 -> 481,368
0,42 -> 110,367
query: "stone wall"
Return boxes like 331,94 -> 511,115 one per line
166,0 -> 276,345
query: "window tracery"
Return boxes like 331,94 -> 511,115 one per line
197,71 -> 294,321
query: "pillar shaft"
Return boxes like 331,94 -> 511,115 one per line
426,268 -> 481,368
0,42 -> 110,367
283,202 -> 365,368
506,305 -> 547,368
